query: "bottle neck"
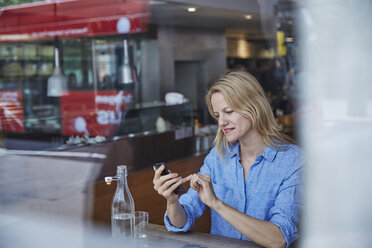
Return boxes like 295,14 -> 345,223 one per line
115,165 -> 129,191
116,176 -> 127,189
116,165 -> 127,177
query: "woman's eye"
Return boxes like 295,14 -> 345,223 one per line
226,110 -> 233,114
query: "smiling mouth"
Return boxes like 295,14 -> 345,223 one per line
223,128 -> 234,134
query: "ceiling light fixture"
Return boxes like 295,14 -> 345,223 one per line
285,37 -> 294,42
245,15 -> 252,20
187,7 -> 197,12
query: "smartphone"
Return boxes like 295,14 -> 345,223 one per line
154,162 -> 186,194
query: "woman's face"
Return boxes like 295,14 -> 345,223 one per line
211,92 -> 253,143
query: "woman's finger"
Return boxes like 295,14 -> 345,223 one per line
163,177 -> 185,196
197,175 -> 210,187
182,174 -> 192,183
157,176 -> 182,194
154,172 -> 179,187
153,165 -> 178,181
189,173 -> 197,187
194,174 -> 213,192
153,165 -> 165,182
190,174 -> 201,191
153,171 -> 179,192
197,174 -> 211,182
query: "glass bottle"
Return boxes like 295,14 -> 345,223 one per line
105,165 -> 135,239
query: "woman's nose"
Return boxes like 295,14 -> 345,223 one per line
218,115 -> 227,127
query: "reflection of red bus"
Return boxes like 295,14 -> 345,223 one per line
0,90 -> 25,132
0,0 -> 149,43
0,0 -> 149,138
61,90 -> 134,137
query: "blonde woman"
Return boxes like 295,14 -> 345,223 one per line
153,71 -> 302,248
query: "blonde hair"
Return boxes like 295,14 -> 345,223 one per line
205,71 -> 292,158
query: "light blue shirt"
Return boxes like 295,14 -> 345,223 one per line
164,143 -> 303,247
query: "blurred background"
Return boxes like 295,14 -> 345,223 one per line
0,0 -> 371,247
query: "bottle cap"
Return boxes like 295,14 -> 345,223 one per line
105,177 -> 113,185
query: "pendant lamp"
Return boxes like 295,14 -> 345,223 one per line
118,39 -> 137,85
47,47 -> 67,97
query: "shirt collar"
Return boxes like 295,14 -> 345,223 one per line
226,143 -> 239,159
261,145 -> 278,162
226,142 -> 278,163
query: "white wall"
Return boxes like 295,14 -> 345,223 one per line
300,1 -> 372,247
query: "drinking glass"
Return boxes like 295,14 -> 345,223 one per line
134,211 -> 149,238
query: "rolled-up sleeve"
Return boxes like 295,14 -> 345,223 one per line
164,188 -> 206,232
269,155 -> 303,247
164,152 -> 214,232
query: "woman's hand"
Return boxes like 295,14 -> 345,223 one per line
190,174 -> 220,209
152,164 -> 184,204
